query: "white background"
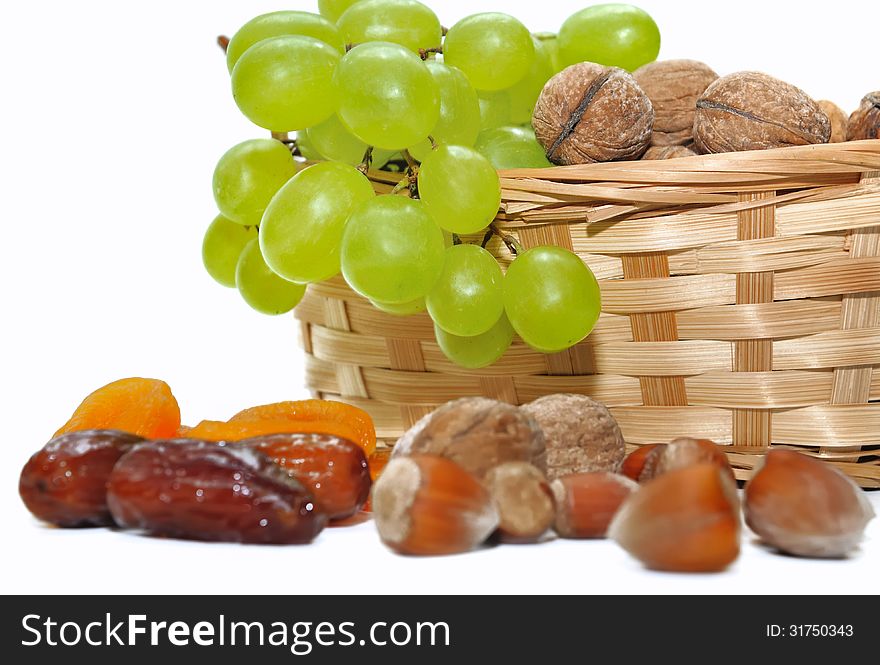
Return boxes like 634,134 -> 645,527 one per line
1,0 -> 877,594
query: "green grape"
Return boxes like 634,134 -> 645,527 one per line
202,215 -> 258,288
236,239 -> 307,315
418,145 -> 501,235
260,161 -> 375,284
535,33 -> 564,73
507,37 -> 554,125
334,41 -> 440,149
444,13 -> 535,91
434,315 -> 514,369
409,62 -> 481,161
371,298 -> 426,316
337,0 -> 441,54
212,138 -> 299,226
294,131 -> 323,161
305,115 -> 395,167
475,126 -> 552,169
427,244 -> 504,337
226,11 -> 345,72
318,0 -> 363,22
340,195 -> 445,303
558,4 -> 661,72
478,90 -> 513,130
503,246 -> 601,353
232,35 -> 340,132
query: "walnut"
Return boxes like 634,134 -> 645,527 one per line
532,62 -> 653,165
693,71 -> 831,153
817,100 -> 849,143
391,397 -> 545,479
521,394 -> 625,482
633,59 -> 717,146
642,144 -> 697,160
847,91 -> 880,140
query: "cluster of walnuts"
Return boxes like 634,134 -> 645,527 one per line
531,59 -> 880,165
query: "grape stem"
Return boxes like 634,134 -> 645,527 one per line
272,133 -> 302,158
401,150 -> 419,170
391,151 -> 420,198
418,46 -> 443,61
480,228 -> 494,249
390,178 -> 410,196
428,135 -> 439,150
357,146 -> 375,175
489,224 -> 522,257
217,35 -> 230,54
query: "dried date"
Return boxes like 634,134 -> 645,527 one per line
107,439 -> 326,544
19,429 -> 145,527
237,433 -> 371,520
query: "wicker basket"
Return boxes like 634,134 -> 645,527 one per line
295,140 -> 880,488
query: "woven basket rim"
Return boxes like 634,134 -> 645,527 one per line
494,139 -> 880,179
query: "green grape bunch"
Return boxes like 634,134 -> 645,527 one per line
203,2 -> 662,366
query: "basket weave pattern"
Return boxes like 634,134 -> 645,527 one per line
296,141 -> 880,487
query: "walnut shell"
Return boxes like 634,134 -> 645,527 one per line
633,59 -> 718,146
521,394 -> 625,482
391,397 -> 545,479
642,144 -> 697,160
693,71 -> 831,154
532,62 -> 653,165
847,91 -> 880,141
817,100 -> 849,143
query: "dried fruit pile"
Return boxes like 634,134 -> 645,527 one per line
20,378 -> 384,544
375,396 -> 875,570
20,380 -> 875,569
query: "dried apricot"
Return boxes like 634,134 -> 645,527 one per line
55,378 -> 180,440
368,448 -> 393,482
186,418 -> 365,445
362,448 -> 393,513
238,433 -> 371,520
230,400 -> 376,455
20,430 -> 145,527
107,439 -> 326,544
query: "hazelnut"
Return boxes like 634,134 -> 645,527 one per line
620,443 -> 666,482
639,437 -> 735,483
372,454 -> 499,556
816,100 -> 849,143
641,145 -> 697,160
633,59 -> 718,146
484,462 -> 555,543
694,71 -> 831,153
847,91 -> 880,141
522,394 -> 625,482
551,472 -> 638,539
391,397 -> 545,480
532,62 -> 653,165
744,450 -> 875,558
609,463 -> 741,573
